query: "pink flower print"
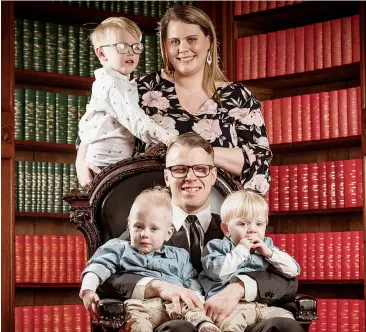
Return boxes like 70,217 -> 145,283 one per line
256,137 -> 269,148
192,119 -> 222,142
239,109 -> 264,127
141,91 -> 170,110
245,174 -> 270,195
151,114 -> 179,136
191,99 -> 218,116
228,107 -> 250,122
242,145 -> 256,165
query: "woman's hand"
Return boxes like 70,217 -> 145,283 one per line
75,143 -> 101,188
81,290 -> 100,318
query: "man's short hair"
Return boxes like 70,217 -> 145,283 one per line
167,132 -> 214,157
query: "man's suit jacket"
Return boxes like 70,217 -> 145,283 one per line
97,213 -> 298,305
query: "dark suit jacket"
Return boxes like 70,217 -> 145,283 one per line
97,213 -> 298,305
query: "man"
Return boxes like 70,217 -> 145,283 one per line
99,132 -> 302,332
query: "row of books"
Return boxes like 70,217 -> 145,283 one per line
53,0 -> 193,17
14,89 -> 88,143
262,87 -> 361,144
15,235 -> 87,284
15,304 -> 91,332
15,19 -> 163,78
234,0 -> 304,16
268,159 -> 363,211
309,299 -> 365,332
267,231 -> 364,280
15,162 -> 77,214
236,15 -> 360,80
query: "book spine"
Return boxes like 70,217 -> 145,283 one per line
308,162 -> 319,210
341,16 -> 352,65
281,97 -> 292,143
36,90 -> 47,142
50,235 -> 60,283
57,24 -> 68,74
68,26 -> 79,76
331,18 -> 342,67
323,21 -> 332,68
304,24 -> 314,72
14,88 -> 25,140
319,91 -> 330,139
42,235 -> 51,283
338,88 -> 348,137
307,233 -> 316,279
23,19 -> 34,70
333,232 -> 342,279
266,32 -> 276,77
62,164 -> 70,213
347,87 -> 358,136
25,89 -> 36,141
45,22 -> 57,73
314,22 -> 323,70
310,93 -> 321,141
15,235 -> 25,283
24,235 -> 33,283
352,15 -> 360,62
54,163 -> 63,213
291,95 -> 302,142
33,20 -> 45,71
33,235 -> 42,283
14,18 -> 23,69
324,232 -> 334,279
31,162 -> 38,212
269,166 -> 279,211
298,163 -> 309,210
250,35 -> 259,79
285,28 -> 295,75
301,94 -> 311,141
67,95 -> 79,144
66,235 -> 76,283
17,161 -> 25,212
334,160 -> 345,208
326,161 -> 336,209
315,232 -> 325,279
288,164 -> 298,210
47,162 -> 55,213
294,26 -> 305,73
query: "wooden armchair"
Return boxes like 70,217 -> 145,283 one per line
64,145 -> 317,332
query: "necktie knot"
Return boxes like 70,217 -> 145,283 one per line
187,215 -> 198,224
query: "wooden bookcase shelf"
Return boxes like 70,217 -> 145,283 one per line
14,1 -> 159,33
235,1 -> 360,38
270,207 -> 362,217
15,212 -> 69,219
16,283 -> 80,289
15,140 -> 76,154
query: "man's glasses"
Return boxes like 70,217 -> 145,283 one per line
100,42 -> 144,54
166,165 -> 215,178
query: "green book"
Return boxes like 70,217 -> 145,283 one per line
101,1 -> 110,11
33,20 -> 45,71
122,0 -> 131,13
31,162 -> 38,212
46,92 -> 56,142
142,1 -> 149,16
14,89 -> 25,140
145,35 -> 158,73
157,34 -> 163,71
17,161 -> 25,212
89,42 -> 96,77
62,163 -> 70,213
69,164 -> 78,190
67,95 -> 78,144
110,1 -> 116,11
15,162 -> 18,212
68,26 -> 79,76
14,18 -> 23,69
24,161 -> 32,212
56,93 -> 68,144
25,89 -> 36,141
78,27 -> 90,77
45,23 -> 58,73
54,163 -> 63,213
158,1 -> 165,17
36,90 -> 47,142
77,95 -> 88,122
36,161 -> 42,212
93,1 -> 101,9
133,1 -> 142,15
57,24 -> 68,75
150,1 -> 157,17
47,162 -> 55,213
23,19 -> 34,70
40,162 -> 48,213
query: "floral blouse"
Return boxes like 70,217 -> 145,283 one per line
135,72 -> 273,195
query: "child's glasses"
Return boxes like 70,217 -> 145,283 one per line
100,42 -> 144,55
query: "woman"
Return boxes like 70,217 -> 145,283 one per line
76,5 -> 272,196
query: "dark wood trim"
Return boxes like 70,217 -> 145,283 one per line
15,140 -> 76,154
235,1 -> 360,38
16,283 -> 80,289
15,212 -> 70,219
270,207 -> 362,217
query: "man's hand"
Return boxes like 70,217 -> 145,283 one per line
147,280 -> 203,314
247,234 -> 273,258
81,290 -> 100,319
204,282 -> 244,327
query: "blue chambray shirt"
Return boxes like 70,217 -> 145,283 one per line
81,238 -> 202,292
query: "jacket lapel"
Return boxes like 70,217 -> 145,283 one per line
168,225 -> 190,253
204,214 -> 224,246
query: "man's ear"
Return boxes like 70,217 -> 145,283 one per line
165,226 -> 175,242
220,222 -> 229,237
164,169 -> 170,188
95,47 -> 107,61
211,166 -> 217,185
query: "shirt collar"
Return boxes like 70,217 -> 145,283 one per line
172,204 -> 212,233
95,67 -> 129,81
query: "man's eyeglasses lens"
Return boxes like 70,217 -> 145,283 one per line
116,43 -> 144,54
168,165 -> 214,178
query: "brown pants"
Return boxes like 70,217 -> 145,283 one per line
124,298 -> 213,332
220,302 -> 294,332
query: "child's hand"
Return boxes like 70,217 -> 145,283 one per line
247,234 -> 273,258
239,237 -> 252,250
82,290 -> 100,318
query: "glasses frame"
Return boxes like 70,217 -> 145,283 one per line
100,42 -> 144,55
166,164 -> 215,179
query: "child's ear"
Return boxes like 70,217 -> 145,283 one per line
165,226 -> 175,242
220,222 -> 229,237
95,47 -> 107,61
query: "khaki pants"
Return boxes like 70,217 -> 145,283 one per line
220,302 -> 294,332
125,298 -> 213,332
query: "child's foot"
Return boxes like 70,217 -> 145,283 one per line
198,321 -> 221,332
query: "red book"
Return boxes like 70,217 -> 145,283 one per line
22,307 -> 33,332
64,305 -> 74,332
289,164 -> 298,210
272,99 -> 282,144
301,94 -> 311,142
360,230 -> 364,279
341,16 -> 352,64
33,235 -> 42,283
269,166 -> 279,211
333,232 -> 342,280
276,233 -> 286,251
259,1 -> 267,12
258,34 -> 267,78
236,38 -> 243,81
15,235 -> 25,283
242,1 -> 250,14
294,26 -> 305,73
276,30 -> 286,76
304,24 -> 314,72
266,32 -> 277,77
279,165 -> 290,211
59,236 -> 67,283
50,235 -> 59,283
42,306 -> 52,331
352,15 -> 360,62
308,163 -> 319,210
298,233 -> 308,279
338,300 -> 349,332
323,21 -> 332,68
329,90 -> 339,138
318,161 -> 327,209
262,100 -> 273,144
41,235 -> 51,283
317,299 -> 327,331
243,36 -> 251,80
326,161 -> 336,209
334,160 -> 345,208
347,87 -> 358,136
24,235 -> 33,283
357,86 -> 361,134
331,18 -> 342,67
74,305 -> 86,332
267,1 -> 276,9
250,0 -> 259,13
326,299 -> 338,332
360,301 -> 365,332
53,305 -> 62,331
315,232 -> 325,279
298,164 -> 309,210
310,93 -> 321,140
355,159 -> 363,206
324,232 -> 334,279
350,230 -> 360,279
234,0 -> 242,16
66,235 -> 76,283
349,300 -> 360,332
286,233 -> 295,259
291,95 -> 302,142
75,236 -> 86,283
341,231 -> 351,279
33,306 -> 42,332
338,88 -> 348,137
314,22 -> 324,70
344,159 -> 357,207
307,233 -> 316,279
250,35 -> 259,79
319,91 -> 330,139
276,1 -> 286,7
15,306 -> 23,332
281,97 -> 292,143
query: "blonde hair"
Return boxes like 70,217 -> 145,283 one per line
221,190 -> 269,225
128,186 -> 172,223
90,17 -> 142,49
158,5 -> 227,101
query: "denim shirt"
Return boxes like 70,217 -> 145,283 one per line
81,238 -> 202,292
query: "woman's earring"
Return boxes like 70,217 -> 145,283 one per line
206,51 -> 212,65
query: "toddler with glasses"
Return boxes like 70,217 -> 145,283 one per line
78,17 -> 177,170
199,190 -> 300,332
